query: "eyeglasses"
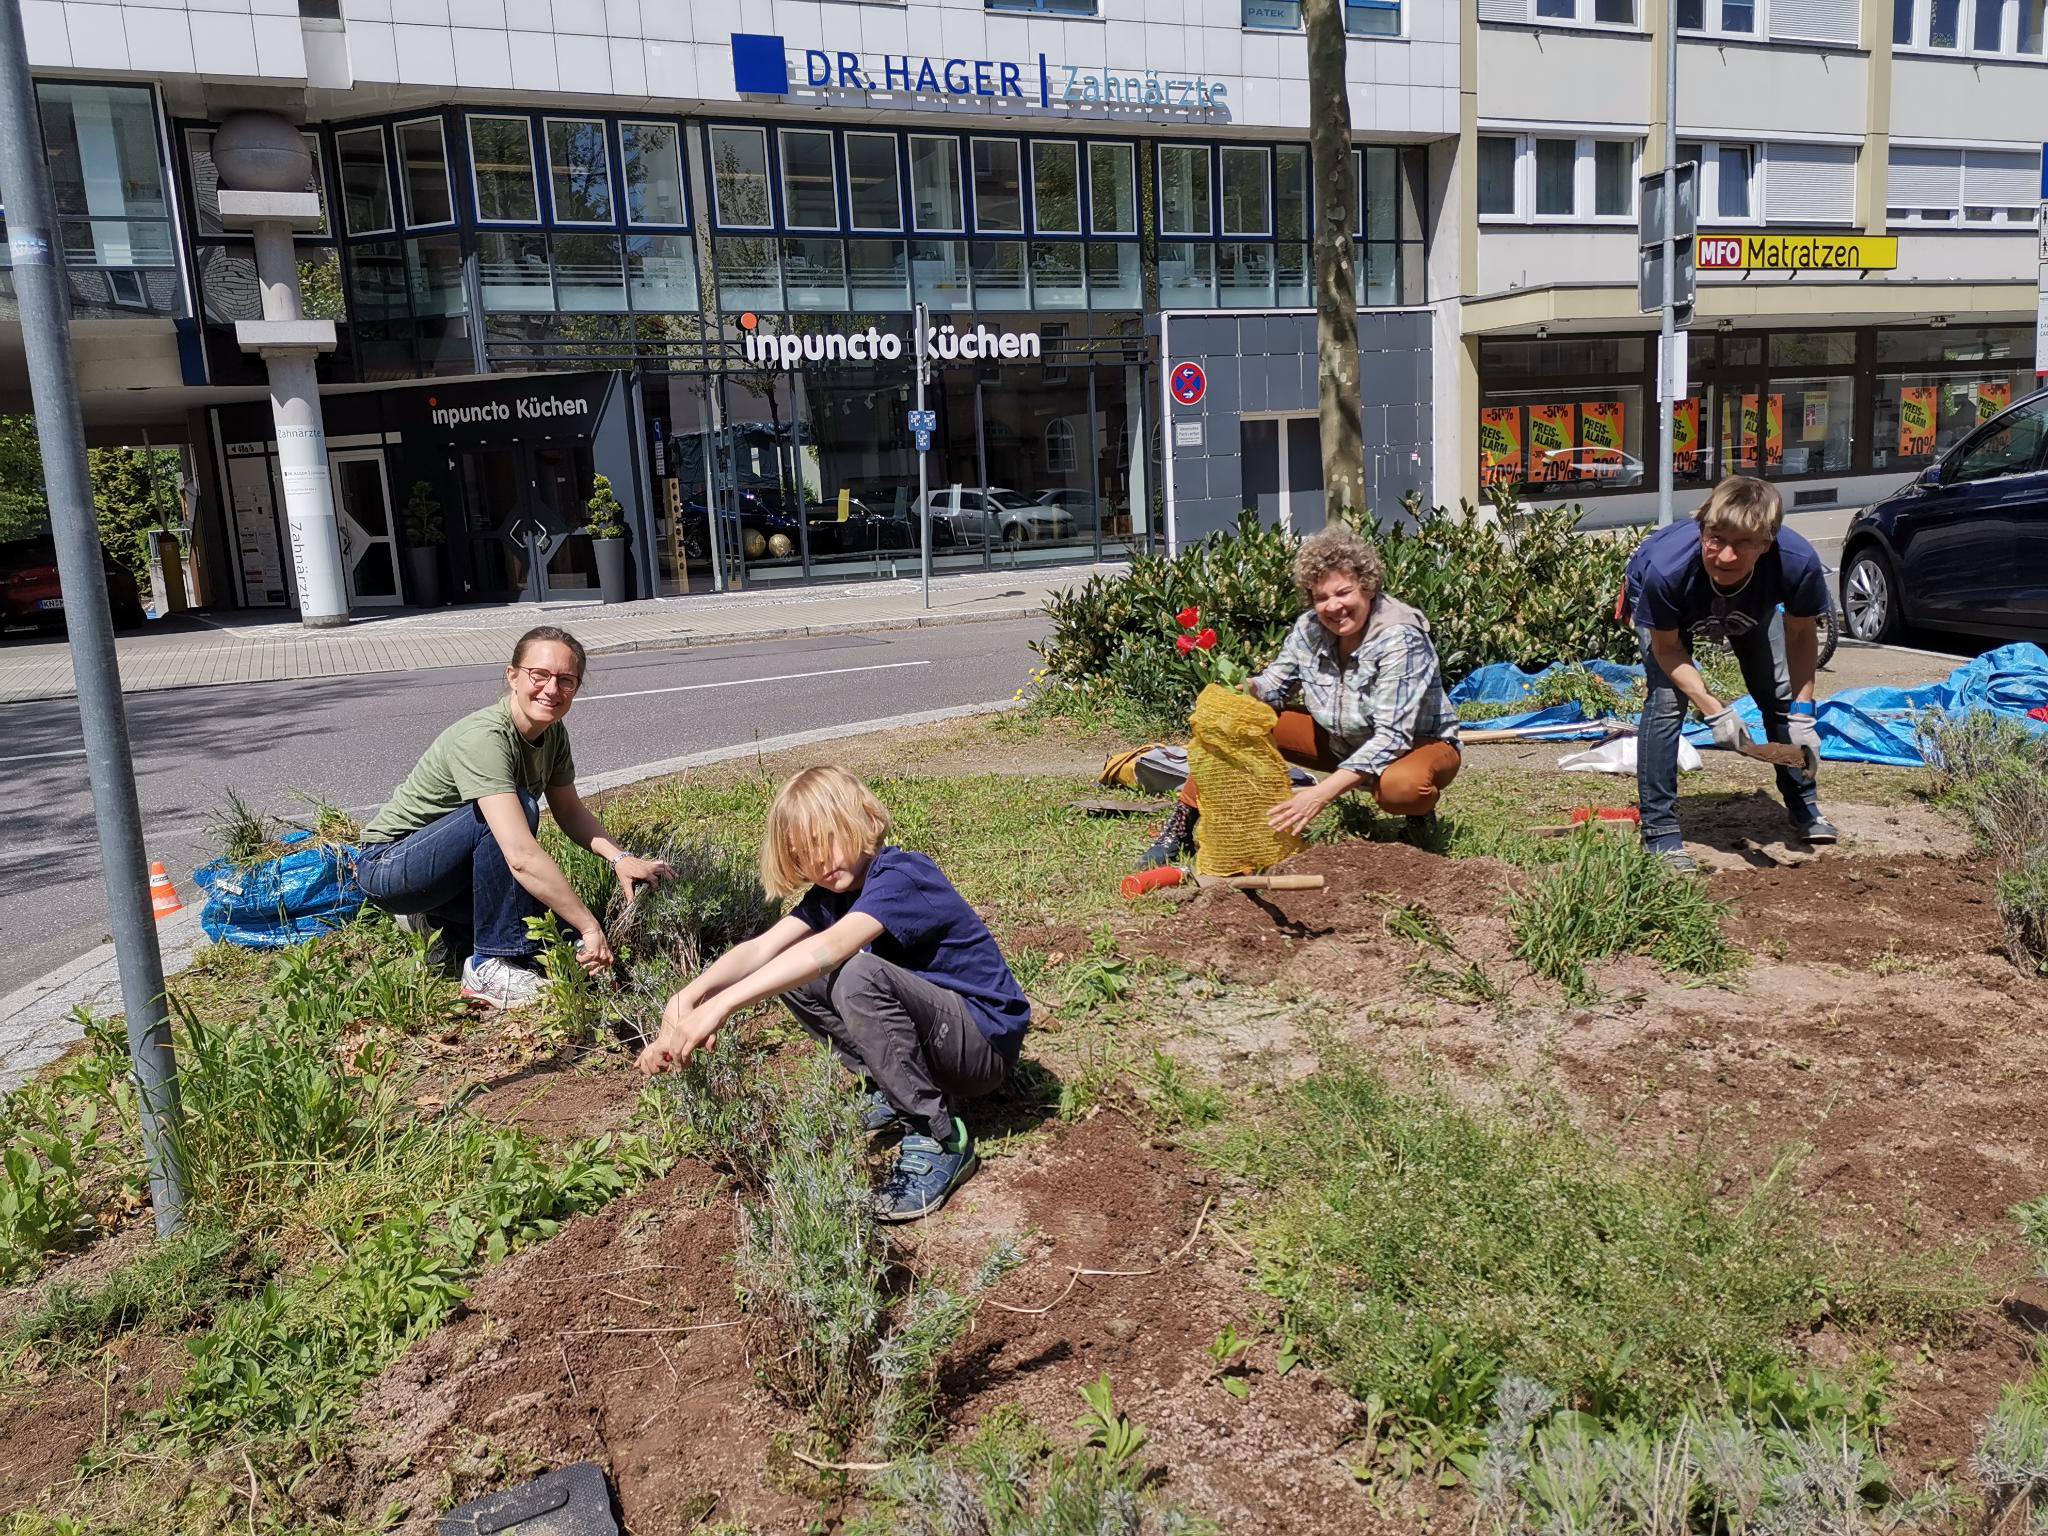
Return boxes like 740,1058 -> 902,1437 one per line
517,666 -> 582,694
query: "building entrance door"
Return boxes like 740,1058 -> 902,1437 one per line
328,449 -> 404,606
455,442 -> 598,603
1243,414 -> 1324,531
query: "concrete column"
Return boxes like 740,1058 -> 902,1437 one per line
213,112 -> 347,628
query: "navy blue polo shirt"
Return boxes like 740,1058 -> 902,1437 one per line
1626,519 -> 1829,644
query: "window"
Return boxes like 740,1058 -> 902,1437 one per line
1045,418 -> 1079,474
335,126 -> 392,236
1479,134 -> 1638,221
909,134 -> 963,231
1246,0 -> 1406,27
1088,143 -> 1136,233
846,132 -> 901,231
1498,0 -> 1636,22
1949,398 -> 2047,481
1681,0 -> 1861,38
971,138 -> 1024,232
1275,145 -> 1309,240
1245,0 -> 1304,24
1678,139 -> 1762,222
545,118 -> 612,224
987,0 -> 1096,12
708,126 -> 771,228
1220,147 -> 1270,235
1677,0 -> 1757,30
1888,146 -> 2041,225
468,115 -> 538,222
396,117 -> 452,227
1032,141 -> 1080,234
619,121 -> 685,226
1159,145 -> 1212,235
779,128 -> 837,230
1897,0 -> 2043,47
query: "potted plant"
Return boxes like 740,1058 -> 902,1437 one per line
401,481 -> 445,608
585,473 -> 629,604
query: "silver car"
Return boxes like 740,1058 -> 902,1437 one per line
921,487 -> 1075,547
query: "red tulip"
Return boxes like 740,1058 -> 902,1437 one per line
1176,634 -> 1196,655
1176,606 -> 1200,629
1195,628 -> 1218,650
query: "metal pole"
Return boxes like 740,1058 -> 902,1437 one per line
915,301 -> 931,610
0,0 -> 184,1232
1657,0 -> 1679,528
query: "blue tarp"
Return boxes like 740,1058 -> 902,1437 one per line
1452,642 -> 2048,768
193,830 -> 365,948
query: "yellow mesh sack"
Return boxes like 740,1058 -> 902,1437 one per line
1187,683 -> 1303,877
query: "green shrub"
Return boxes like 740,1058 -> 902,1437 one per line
1033,505 -> 1642,735
1505,833 -> 1745,1000
609,835 -> 779,977
1973,1344 -> 2048,1530
1998,848 -> 2048,976
1919,710 -> 2048,863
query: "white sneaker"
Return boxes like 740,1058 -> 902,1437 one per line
460,954 -> 546,1009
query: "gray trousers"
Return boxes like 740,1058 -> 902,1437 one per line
782,951 -> 1009,1142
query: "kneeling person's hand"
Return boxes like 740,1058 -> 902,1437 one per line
637,993 -> 721,1076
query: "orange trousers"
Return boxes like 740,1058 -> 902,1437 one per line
1179,708 -> 1461,816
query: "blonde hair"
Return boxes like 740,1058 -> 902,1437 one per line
1292,528 -> 1385,606
1695,475 -> 1783,539
760,765 -> 893,900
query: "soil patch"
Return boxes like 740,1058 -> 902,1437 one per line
0,1332 -> 184,1515
1711,851 -> 2004,968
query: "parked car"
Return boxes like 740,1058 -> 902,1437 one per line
1539,446 -> 1645,487
1838,386 -> 2048,644
921,487 -> 1074,547
0,534 -> 146,634
680,489 -> 917,564
1032,488 -> 1112,532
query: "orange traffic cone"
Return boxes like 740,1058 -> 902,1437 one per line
148,861 -> 184,921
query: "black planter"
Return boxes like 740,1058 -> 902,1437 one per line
404,546 -> 443,607
592,536 -> 628,604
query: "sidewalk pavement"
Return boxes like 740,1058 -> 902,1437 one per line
0,562 -> 1119,705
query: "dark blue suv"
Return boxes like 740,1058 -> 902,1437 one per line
1839,384 -> 2048,644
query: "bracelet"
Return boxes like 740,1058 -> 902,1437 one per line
606,850 -> 631,869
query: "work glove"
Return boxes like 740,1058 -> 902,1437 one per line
1703,707 -> 1751,754
1787,703 -> 1822,772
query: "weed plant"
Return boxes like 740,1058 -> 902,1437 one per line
2016,1194 -> 2048,1276
1214,1044 -> 1977,1469
1919,710 -> 2048,863
606,833 -> 778,980
1973,1344 -> 2048,1530
1996,848 -> 2048,975
16,1222 -> 253,1365
1506,832 -> 1745,999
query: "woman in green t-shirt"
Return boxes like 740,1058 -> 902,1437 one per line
355,626 -> 671,1008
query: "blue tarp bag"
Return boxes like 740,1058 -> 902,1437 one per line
193,830 -> 366,949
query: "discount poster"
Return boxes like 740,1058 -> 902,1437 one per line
1741,394 -> 1784,471
1672,398 -> 1700,477
1528,403 -> 1575,481
1977,379 -> 2012,422
1898,386 -> 1937,457
1479,407 -> 1523,487
1580,400 -> 1625,454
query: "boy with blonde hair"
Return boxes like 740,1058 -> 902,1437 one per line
1622,474 -> 1833,872
637,766 -> 1029,1221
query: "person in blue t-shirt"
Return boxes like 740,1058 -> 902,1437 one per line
636,764 -> 1029,1222
1623,475 -> 1834,872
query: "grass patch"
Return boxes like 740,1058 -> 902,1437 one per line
1505,832 -> 1745,999
1213,1042 -> 1978,1469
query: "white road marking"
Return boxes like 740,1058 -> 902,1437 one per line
0,748 -> 89,764
578,658 -> 932,703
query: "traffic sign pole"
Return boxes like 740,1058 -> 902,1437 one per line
2035,149 -> 2047,380
1657,0 -> 1678,528
914,302 -> 930,610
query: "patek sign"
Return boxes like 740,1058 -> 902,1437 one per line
1695,234 -> 1899,273
741,321 -> 1044,372
731,32 -> 1229,114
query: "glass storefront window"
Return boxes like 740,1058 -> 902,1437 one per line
337,126 -> 393,235
847,132 -> 902,230
709,126 -> 772,227
1724,377 -> 1854,476
1158,241 -> 1215,307
848,238 -> 910,308
1479,386 -> 1647,492
1159,146 -> 1211,235
397,118 -> 453,227
1483,337 -> 1648,380
972,138 -> 1024,232
1362,146 -> 1399,240
546,118 -> 612,224
783,237 -> 848,309
620,122 -> 685,226
469,115 -> 539,222
911,135 -> 964,231
1032,141 -> 1081,233
1276,242 -> 1309,306
1874,370 -> 2033,471
1220,147 -> 1270,236
478,230 -> 551,310
1219,242 -> 1276,304
970,240 -> 1029,308
714,235 -> 781,309
406,234 -> 466,317
554,232 -> 626,310
1875,325 -> 2031,365
1357,240 -> 1399,307
779,129 -> 838,230
1770,332 -> 1857,367
1089,143 -> 1137,233
912,239 -> 970,308
1030,242 -> 1084,308
626,233 -> 696,310
1087,242 -> 1140,307
1275,145 -> 1309,241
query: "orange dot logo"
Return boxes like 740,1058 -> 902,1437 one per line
738,312 -> 759,332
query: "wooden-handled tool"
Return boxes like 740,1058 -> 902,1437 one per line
1121,868 -> 1326,898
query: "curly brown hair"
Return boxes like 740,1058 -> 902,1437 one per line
1291,528 -> 1385,605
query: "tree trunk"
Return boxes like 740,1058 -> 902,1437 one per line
1303,0 -> 1366,525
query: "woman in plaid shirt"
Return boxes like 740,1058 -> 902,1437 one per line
1140,528 -> 1461,868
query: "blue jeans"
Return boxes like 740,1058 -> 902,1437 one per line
1636,615 -> 1820,850
353,792 -> 543,960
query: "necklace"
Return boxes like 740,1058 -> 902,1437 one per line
1707,565 -> 1753,600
